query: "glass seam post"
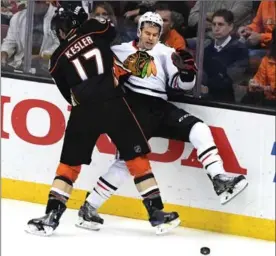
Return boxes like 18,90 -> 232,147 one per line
194,1 -> 207,98
23,1 -> 34,74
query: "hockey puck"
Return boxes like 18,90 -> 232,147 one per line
200,247 -> 210,255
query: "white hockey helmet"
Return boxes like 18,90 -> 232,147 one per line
137,12 -> 163,37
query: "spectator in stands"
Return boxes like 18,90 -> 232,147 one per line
90,1 -> 128,45
238,1 -> 275,49
202,9 -> 249,102
1,1 -> 58,70
155,3 -> 186,51
245,28 -> 276,106
237,1 -> 276,69
187,1 -> 252,49
90,1 -> 117,26
1,0 -> 26,25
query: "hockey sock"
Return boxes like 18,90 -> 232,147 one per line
134,173 -> 160,198
86,176 -> 118,209
86,160 -> 131,209
134,173 -> 164,215
189,122 -> 226,178
45,176 -> 72,214
46,189 -> 68,214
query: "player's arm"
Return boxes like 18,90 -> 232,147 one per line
82,17 -> 116,44
165,49 -> 197,91
52,69 -> 72,105
113,54 -> 131,85
49,57 -> 72,104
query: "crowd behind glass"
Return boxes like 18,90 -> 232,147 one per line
1,0 -> 275,109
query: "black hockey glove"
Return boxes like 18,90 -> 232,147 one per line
171,50 -> 197,82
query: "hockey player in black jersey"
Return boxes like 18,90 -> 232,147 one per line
25,6 -> 179,236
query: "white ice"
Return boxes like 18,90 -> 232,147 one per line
2,199 -> 275,256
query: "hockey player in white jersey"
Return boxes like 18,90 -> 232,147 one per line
75,12 -> 248,234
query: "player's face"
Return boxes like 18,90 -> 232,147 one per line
139,24 -> 160,50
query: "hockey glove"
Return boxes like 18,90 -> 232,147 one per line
171,50 -> 197,82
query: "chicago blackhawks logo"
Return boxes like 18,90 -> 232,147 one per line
123,51 -> 157,78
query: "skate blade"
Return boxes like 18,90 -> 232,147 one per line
155,218 -> 181,235
75,217 -> 101,231
220,179 -> 248,205
25,224 -> 54,237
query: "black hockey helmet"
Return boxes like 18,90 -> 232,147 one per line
51,5 -> 88,41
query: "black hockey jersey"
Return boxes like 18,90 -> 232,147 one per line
49,18 -> 121,105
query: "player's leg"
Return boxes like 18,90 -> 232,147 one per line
77,97 -> 180,234
157,102 -> 248,205
26,106 -> 100,236
78,158 -> 180,235
76,157 -> 130,231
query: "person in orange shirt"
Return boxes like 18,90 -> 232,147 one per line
155,3 -> 186,51
249,28 -> 276,102
163,26 -> 186,51
238,1 -> 276,48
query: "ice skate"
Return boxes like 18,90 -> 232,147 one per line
211,174 -> 248,205
25,208 -> 65,236
149,209 -> 180,235
75,201 -> 104,231
143,198 -> 180,235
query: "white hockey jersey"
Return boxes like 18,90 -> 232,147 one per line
111,40 -> 195,100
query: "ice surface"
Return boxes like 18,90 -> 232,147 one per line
1,199 -> 275,256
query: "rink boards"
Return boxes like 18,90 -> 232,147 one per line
1,77 -> 275,241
